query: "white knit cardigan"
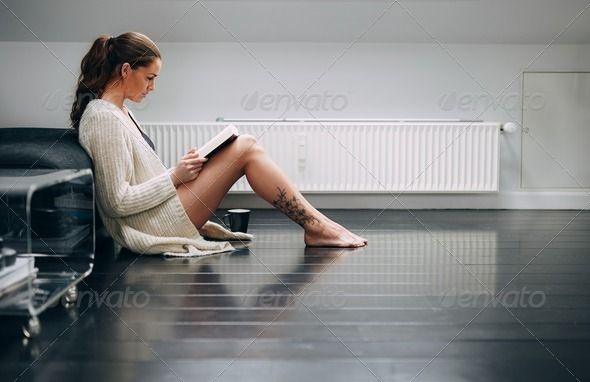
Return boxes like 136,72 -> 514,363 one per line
78,99 -> 235,257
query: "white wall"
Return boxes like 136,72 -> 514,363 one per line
1,41 -> 589,209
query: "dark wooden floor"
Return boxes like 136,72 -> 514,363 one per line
2,209 -> 590,382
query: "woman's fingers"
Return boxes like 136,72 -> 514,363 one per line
182,151 -> 205,159
185,157 -> 208,165
181,157 -> 207,166
174,150 -> 207,182
184,149 -> 202,158
188,164 -> 203,171
187,161 -> 204,170
172,149 -> 206,184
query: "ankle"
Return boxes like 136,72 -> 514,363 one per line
303,218 -> 329,235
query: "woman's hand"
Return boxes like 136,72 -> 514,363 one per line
170,148 -> 208,187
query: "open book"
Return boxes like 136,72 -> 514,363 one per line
198,124 -> 239,158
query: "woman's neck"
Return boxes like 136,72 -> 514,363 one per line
100,88 -> 126,111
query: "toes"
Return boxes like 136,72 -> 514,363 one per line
352,235 -> 368,245
351,239 -> 366,248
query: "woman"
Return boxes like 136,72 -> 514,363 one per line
72,32 -> 367,257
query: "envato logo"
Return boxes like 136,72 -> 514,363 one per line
438,91 -> 545,112
42,89 -> 151,112
47,287 -> 150,309
238,286 -> 346,309
240,91 -> 349,112
436,287 -> 546,309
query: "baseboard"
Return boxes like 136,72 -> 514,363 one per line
220,191 -> 590,210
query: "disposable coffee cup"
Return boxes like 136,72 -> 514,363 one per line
222,209 -> 250,233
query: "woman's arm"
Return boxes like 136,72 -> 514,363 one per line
82,111 -> 177,218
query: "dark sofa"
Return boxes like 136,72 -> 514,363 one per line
0,127 -> 117,256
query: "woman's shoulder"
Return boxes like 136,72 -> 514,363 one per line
80,100 -> 126,130
81,99 -> 121,120
79,99 -> 130,144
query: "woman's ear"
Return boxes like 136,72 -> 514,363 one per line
120,62 -> 131,79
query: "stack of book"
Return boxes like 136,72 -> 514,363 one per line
0,239 -> 36,303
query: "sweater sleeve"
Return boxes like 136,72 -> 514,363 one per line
83,111 -> 178,218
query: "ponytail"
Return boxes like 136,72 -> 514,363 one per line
70,35 -> 111,131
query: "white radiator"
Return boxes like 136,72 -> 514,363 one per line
142,122 -> 500,193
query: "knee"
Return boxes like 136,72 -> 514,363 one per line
238,134 -> 257,146
237,134 -> 264,155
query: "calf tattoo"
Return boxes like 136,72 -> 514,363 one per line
272,187 -> 319,227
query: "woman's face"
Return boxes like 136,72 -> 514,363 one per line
122,57 -> 161,103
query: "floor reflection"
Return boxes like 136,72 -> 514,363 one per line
162,247 -> 352,324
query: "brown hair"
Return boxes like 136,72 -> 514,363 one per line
70,32 -> 161,131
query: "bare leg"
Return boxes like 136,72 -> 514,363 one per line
177,135 -> 367,247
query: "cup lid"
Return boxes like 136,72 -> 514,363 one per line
227,208 -> 250,213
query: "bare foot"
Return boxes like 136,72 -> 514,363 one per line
304,220 -> 368,248
352,233 -> 368,245
333,221 -> 368,245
